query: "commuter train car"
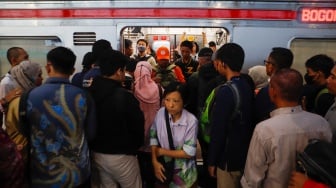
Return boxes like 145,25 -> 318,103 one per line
0,0 -> 335,78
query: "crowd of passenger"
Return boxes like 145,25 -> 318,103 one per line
0,38 -> 335,188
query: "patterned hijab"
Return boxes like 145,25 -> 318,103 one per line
11,60 -> 41,91
134,61 -> 159,103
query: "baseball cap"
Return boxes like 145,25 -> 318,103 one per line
156,46 -> 170,60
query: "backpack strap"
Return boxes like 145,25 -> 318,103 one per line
224,81 -> 242,159
226,81 -> 241,121
18,88 -> 33,187
18,89 -> 33,137
314,88 -> 329,108
135,54 -> 152,63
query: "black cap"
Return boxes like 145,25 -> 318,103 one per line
198,47 -> 213,57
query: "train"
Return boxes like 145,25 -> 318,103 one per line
0,0 -> 335,78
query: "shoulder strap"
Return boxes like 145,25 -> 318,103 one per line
314,88 -> 329,108
226,81 -> 241,121
18,88 -> 33,187
164,108 -> 175,150
167,63 -> 176,70
18,89 -> 33,137
158,84 -> 163,105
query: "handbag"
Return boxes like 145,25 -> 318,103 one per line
296,139 -> 336,187
157,108 -> 175,185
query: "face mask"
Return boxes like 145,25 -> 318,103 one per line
137,46 -> 146,52
304,73 -> 314,85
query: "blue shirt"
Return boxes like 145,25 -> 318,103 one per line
71,71 -> 86,88
83,67 -> 101,88
27,77 -> 96,188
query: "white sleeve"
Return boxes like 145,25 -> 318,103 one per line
241,126 -> 269,188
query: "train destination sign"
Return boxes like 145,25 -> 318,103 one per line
299,7 -> 336,23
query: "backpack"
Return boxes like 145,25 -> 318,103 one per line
296,139 -> 336,187
134,54 -> 151,63
156,64 -> 178,88
199,81 -> 241,144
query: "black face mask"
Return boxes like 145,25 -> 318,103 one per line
304,73 -> 314,85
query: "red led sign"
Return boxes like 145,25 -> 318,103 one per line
299,7 -> 336,23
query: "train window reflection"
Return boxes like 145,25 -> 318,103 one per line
0,36 -> 62,78
290,38 -> 336,77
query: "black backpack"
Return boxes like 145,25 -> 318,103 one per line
296,138 -> 336,187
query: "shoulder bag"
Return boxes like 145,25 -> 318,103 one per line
157,108 -> 175,185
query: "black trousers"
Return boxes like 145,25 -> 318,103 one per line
137,151 -> 156,188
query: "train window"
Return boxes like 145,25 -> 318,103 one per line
0,36 -> 62,78
290,38 -> 336,77
121,27 -> 228,61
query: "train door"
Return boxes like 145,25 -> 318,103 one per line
120,27 -> 228,62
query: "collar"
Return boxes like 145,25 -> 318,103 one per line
182,57 -> 192,64
270,105 -> 303,117
230,75 -> 241,81
44,77 -> 70,84
169,109 -> 188,127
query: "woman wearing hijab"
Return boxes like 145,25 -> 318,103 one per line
134,61 -> 162,188
5,60 -> 42,162
0,88 -> 25,188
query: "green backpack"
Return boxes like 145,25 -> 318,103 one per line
199,81 -> 241,144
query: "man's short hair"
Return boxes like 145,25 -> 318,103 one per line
271,68 -> 303,102
180,40 -> 193,50
270,47 -> 293,70
193,41 -> 200,53
214,43 -> 245,72
305,54 -> 335,78
82,52 -> 94,70
124,39 -> 133,49
92,39 -> 112,62
7,47 -> 24,64
98,49 -> 129,76
208,41 -> 216,47
136,39 -> 148,46
47,47 -> 76,75
198,47 -> 213,57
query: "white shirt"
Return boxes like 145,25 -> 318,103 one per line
0,73 -> 18,99
0,73 -> 19,129
241,106 -> 332,188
